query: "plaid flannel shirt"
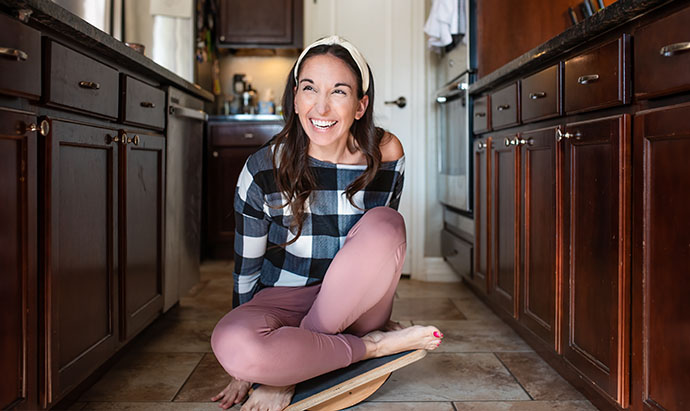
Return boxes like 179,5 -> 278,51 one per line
232,143 -> 405,307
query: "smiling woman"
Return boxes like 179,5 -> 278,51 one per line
209,36 -> 441,411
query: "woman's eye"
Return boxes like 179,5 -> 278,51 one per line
302,85 -> 314,92
333,89 -> 347,95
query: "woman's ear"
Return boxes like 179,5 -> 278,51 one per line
354,95 -> 369,120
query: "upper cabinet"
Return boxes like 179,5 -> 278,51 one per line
217,0 -> 303,48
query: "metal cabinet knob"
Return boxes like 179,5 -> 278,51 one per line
23,120 -> 49,136
127,135 -> 140,145
477,141 -> 487,151
556,128 -> 581,142
504,137 -> 512,147
107,134 -> 120,144
244,133 -> 254,139
212,151 -> 219,158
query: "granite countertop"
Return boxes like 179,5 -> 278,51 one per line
209,114 -> 284,122
469,0 -> 676,95
0,0 -> 214,102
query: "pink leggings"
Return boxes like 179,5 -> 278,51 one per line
211,207 -> 406,387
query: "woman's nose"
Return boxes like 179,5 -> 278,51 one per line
315,95 -> 330,114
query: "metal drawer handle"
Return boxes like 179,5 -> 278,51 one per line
78,81 -> 100,90
477,141 -> 487,151
22,120 -> 50,136
0,47 -> 28,61
475,112 -> 486,117
244,133 -> 254,139
577,74 -> 599,85
140,101 -> 156,108
517,137 -> 533,146
107,134 -> 120,144
497,104 -> 510,111
529,92 -> 546,100
660,42 -> 690,57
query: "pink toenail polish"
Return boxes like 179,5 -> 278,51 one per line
433,331 -> 441,338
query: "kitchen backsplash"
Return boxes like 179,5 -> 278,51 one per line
218,54 -> 297,107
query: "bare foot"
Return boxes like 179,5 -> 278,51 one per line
361,325 -> 443,360
212,377 -> 252,409
382,319 -> 405,331
241,384 -> 295,411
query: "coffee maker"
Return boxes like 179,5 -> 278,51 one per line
229,74 -> 257,114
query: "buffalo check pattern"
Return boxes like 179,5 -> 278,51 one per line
232,143 -> 405,307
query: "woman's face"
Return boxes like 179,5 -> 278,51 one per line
294,54 -> 369,152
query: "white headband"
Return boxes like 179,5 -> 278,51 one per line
294,35 -> 370,94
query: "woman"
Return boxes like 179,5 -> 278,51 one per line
211,35 -> 443,411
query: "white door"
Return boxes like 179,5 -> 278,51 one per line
304,0 -> 426,277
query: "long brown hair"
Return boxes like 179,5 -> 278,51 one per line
271,44 -> 385,245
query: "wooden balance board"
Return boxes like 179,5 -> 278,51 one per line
281,349 -> 427,411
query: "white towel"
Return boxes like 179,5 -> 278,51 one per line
424,0 -> 467,50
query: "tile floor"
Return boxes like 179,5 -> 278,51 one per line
72,261 -> 597,410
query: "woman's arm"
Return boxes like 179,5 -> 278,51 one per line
232,160 -> 269,307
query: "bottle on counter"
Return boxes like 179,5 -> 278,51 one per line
242,82 -> 257,114
258,88 -> 276,114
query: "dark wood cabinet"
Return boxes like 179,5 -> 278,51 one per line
473,137 -> 491,294
490,83 -> 519,130
519,126 -> 559,350
0,109 -> 38,410
520,65 -> 561,123
490,133 -> 519,317
0,12 -> 41,99
42,119 -> 120,406
205,121 -> 281,259
218,0 -> 303,48
633,103 -> 690,411
119,131 -> 165,341
561,115 -> 630,407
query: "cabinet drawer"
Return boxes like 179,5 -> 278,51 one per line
491,83 -> 519,130
45,41 -> 119,119
121,75 -> 165,130
0,12 -> 41,99
635,6 -> 690,99
210,122 -> 283,147
473,95 -> 490,134
521,65 -> 561,123
442,229 -> 472,279
564,36 -> 630,114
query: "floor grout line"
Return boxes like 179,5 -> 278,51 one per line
493,352 -> 535,401
170,352 -> 206,402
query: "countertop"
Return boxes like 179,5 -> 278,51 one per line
0,0 -> 214,102
468,0 -> 676,95
209,114 -> 284,122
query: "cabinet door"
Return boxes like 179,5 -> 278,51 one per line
43,119 -> 120,406
633,103 -> 690,411
519,127 -> 559,349
206,146 -> 258,259
120,131 -> 165,340
218,0 -> 302,47
0,110 -> 37,409
473,137 -> 491,294
561,115 -> 630,407
491,133 -> 519,317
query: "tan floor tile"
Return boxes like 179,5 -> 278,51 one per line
174,353 -> 231,402
497,352 -> 586,401
162,303 -> 228,322
391,298 -> 466,321
412,320 -> 532,353
81,402 -> 233,410
132,319 -> 217,353
451,297 -> 501,322
353,402 -> 455,410
79,352 -> 203,402
368,353 -> 530,402
453,400 -> 598,410
395,279 -> 475,299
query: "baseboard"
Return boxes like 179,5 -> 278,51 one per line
422,257 -> 461,282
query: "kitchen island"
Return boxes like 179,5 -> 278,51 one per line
0,1 -> 213,409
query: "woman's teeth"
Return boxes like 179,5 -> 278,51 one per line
311,119 -> 337,129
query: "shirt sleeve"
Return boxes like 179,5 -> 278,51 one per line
388,158 -> 405,211
232,160 -> 269,307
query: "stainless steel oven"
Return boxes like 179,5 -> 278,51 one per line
436,70 -> 474,279
436,71 -> 471,212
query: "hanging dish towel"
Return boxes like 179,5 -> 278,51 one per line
424,0 -> 467,51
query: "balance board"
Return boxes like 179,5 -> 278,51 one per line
282,349 -> 427,411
